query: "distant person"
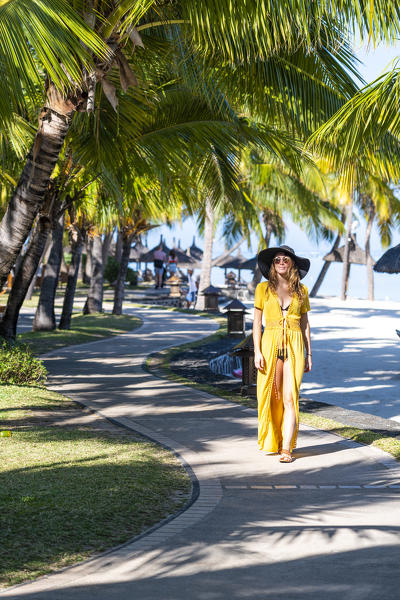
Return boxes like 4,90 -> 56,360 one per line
153,245 -> 166,289
226,271 -> 236,287
167,250 -> 178,277
253,245 -> 312,464
185,269 -> 198,308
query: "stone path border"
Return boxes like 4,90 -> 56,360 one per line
66,394 -> 224,551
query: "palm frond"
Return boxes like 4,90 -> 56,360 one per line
308,66 -> 400,183
0,0 -> 108,124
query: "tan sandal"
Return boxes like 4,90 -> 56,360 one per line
279,449 -> 293,463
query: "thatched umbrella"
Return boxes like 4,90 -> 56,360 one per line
240,256 -> 258,270
129,240 -> 149,262
212,253 -> 237,284
323,236 -> 374,265
170,247 -> 197,267
373,243 -> 400,273
220,251 -> 248,282
214,253 -> 236,268
140,236 -> 170,262
223,252 -> 247,269
186,236 -> 203,261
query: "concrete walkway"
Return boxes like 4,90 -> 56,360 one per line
2,307 -> 400,599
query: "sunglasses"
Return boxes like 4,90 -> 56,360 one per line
273,256 -> 291,265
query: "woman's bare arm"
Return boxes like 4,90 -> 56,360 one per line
300,312 -> 312,372
253,308 -> 264,370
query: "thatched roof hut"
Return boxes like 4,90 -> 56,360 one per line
373,243 -> 400,273
169,247 -> 197,266
186,236 -> 203,261
140,236 -> 170,262
213,253 -> 236,268
129,241 -> 149,261
323,236 -> 374,265
240,256 -> 258,270
222,251 -> 248,270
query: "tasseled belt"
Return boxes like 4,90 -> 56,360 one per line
263,317 -> 301,359
263,317 -> 301,331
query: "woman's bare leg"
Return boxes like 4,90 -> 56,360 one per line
282,359 -> 296,451
271,359 -> 284,450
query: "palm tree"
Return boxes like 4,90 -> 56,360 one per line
112,213 -> 156,316
58,209 -> 87,330
308,68 -> 400,183
32,212 -> 65,330
1,0 -> 391,289
308,110 -> 400,299
239,156 -> 343,292
0,158 -> 79,339
358,177 -> 400,300
0,0 -> 111,287
0,207 -> 53,340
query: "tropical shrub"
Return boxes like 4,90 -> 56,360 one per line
126,268 -> 138,287
104,256 -> 120,285
0,342 -> 47,385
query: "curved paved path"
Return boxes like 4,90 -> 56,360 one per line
2,307 -> 400,599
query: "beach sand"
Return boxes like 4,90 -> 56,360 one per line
300,296 -> 400,422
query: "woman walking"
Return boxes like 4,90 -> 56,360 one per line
253,245 -> 312,463
153,244 -> 166,289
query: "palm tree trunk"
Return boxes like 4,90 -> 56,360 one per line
365,203 -> 376,302
33,212 -> 65,331
25,235 -> 52,301
83,238 -> 93,284
112,231 -> 134,315
83,234 -> 104,314
248,223 -> 273,293
0,85 -> 75,289
0,215 -> 51,340
195,198 -> 215,310
310,232 -> 341,297
115,228 -> 123,263
341,200 -> 353,301
58,229 -> 84,330
102,231 -> 113,265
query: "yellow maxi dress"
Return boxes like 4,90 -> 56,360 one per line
254,281 -> 310,452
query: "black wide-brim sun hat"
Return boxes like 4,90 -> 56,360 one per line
257,245 -> 310,280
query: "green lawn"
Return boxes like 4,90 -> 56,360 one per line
18,313 -> 142,356
299,411 -> 400,461
0,385 -> 191,588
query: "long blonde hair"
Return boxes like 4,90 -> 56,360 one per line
268,259 -> 305,303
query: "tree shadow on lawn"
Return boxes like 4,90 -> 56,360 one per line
0,428 -> 190,588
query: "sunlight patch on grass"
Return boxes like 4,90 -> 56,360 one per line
0,385 -> 70,420
299,411 -> 400,460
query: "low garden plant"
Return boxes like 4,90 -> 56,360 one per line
0,342 -> 47,385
